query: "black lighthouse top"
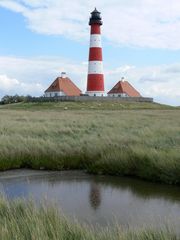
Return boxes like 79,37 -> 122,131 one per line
89,8 -> 102,25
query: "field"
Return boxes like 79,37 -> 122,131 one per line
0,197 -> 178,240
0,101 -> 179,184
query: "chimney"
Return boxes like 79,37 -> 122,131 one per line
61,72 -> 66,78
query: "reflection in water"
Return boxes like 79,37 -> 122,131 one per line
0,170 -> 180,231
89,182 -> 101,210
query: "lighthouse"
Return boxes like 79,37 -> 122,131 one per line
86,8 -> 105,96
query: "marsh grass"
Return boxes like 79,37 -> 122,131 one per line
0,103 -> 180,184
0,197 -> 178,240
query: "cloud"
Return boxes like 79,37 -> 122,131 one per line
106,65 -> 136,75
0,0 -> 26,12
163,64 -> 180,74
0,56 -> 87,97
0,74 -> 19,90
0,56 -> 179,105
1,0 -> 180,49
105,63 -> 180,105
0,74 -> 44,96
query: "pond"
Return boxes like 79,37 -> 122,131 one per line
0,170 -> 179,231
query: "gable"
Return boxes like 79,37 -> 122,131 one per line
45,77 -> 82,96
108,80 -> 141,97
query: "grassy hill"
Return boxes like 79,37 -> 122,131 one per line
0,100 -> 176,111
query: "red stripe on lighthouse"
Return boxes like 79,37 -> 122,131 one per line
89,48 -> 102,61
91,24 -> 101,34
87,74 -> 104,91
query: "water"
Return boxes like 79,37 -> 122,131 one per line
0,170 -> 179,231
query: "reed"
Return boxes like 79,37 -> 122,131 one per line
0,197 -> 178,240
0,102 -> 179,185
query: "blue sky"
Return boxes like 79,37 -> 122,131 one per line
0,0 -> 180,105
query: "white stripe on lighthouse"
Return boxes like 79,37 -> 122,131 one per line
90,34 -> 102,48
88,61 -> 103,74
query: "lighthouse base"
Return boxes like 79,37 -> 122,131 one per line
86,91 -> 105,97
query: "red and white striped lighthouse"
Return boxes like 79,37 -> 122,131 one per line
86,8 -> 104,96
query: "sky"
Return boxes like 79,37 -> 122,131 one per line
0,0 -> 180,106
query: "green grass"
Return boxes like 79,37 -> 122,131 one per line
0,102 -> 180,185
0,100 -> 175,111
0,197 -> 178,240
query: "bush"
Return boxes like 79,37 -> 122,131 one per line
0,94 -> 32,105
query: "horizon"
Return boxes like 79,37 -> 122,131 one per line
0,0 -> 180,106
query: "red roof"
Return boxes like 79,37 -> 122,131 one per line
45,77 -> 82,96
108,80 -> 141,97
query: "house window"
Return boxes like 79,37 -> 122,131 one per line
55,93 -> 58,97
94,94 -> 96,96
